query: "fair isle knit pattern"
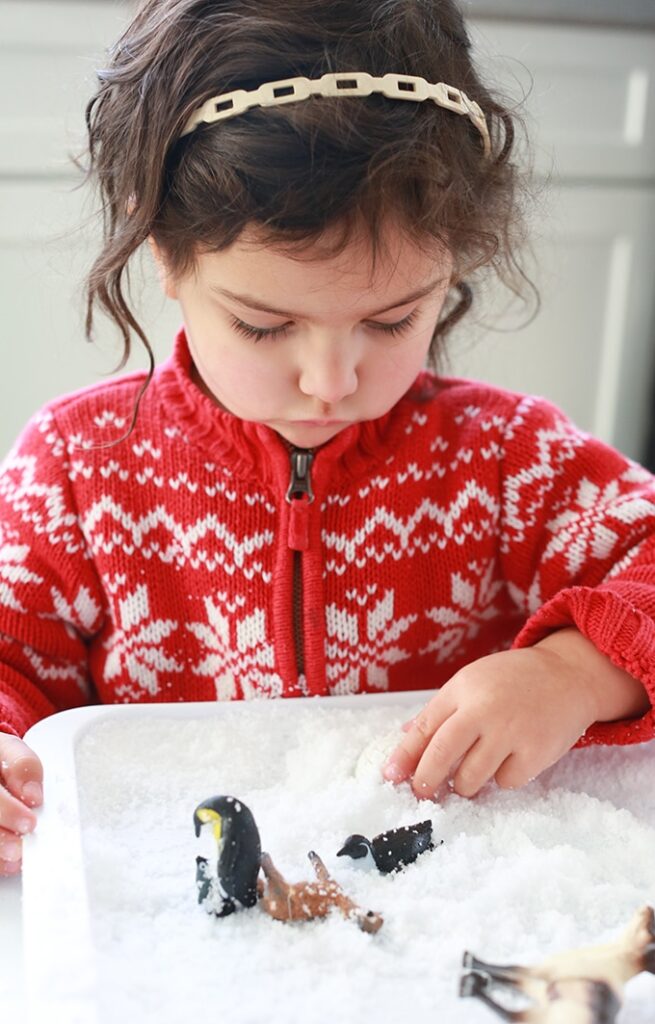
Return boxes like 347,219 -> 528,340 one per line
1,328 -> 655,743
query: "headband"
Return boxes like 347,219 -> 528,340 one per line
180,71 -> 491,158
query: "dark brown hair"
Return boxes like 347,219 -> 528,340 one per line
82,0 -> 536,411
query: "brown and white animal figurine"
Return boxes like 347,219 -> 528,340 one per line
259,850 -> 383,933
460,904 -> 655,1022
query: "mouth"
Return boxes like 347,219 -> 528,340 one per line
291,419 -> 346,427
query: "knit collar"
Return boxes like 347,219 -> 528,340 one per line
155,326 -> 439,492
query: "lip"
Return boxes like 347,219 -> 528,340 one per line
291,419 -> 347,427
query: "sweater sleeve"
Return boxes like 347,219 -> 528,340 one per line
0,406 -> 106,737
497,393 -> 655,747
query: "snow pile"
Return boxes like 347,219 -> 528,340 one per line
74,700 -> 655,1023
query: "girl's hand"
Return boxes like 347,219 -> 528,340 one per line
383,644 -> 601,800
0,733 -> 43,876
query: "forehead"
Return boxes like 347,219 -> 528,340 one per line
195,220 -> 451,309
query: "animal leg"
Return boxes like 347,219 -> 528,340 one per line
463,950 -> 527,985
260,852 -> 291,903
630,906 -> 655,974
307,849 -> 329,881
459,970 -> 530,1022
307,850 -> 383,933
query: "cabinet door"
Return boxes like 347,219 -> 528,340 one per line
469,21 -> 655,181
0,1 -> 128,176
446,183 -> 655,460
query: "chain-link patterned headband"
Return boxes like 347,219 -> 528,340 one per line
180,71 -> 491,157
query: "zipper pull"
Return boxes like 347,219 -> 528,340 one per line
286,448 -> 314,551
286,449 -> 314,503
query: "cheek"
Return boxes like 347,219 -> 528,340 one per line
197,341 -> 292,411
369,333 -> 432,386
211,348 -> 273,388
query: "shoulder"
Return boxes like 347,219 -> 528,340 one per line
43,368 -> 151,425
400,372 -> 624,473
408,370 -> 533,425
411,371 -> 587,431
3,368 -> 154,467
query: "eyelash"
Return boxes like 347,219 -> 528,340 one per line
228,309 -> 420,342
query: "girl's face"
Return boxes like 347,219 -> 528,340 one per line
154,221 -> 453,449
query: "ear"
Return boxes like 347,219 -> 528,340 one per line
148,236 -> 179,300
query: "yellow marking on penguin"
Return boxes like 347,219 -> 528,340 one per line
196,807 -> 223,842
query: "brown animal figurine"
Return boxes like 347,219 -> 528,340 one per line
259,850 -> 383,934
460,905 -> 655,1022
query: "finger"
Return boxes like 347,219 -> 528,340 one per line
383,696 -> 454,783
0,735 -> 43,807
0,827 -> 24,873
494,753 -> 536,792
451,737 -> 507,798
0,858 -> 22,877
411,713 -> 481,800
0,782 -> 37,836
401,717 -> 416,733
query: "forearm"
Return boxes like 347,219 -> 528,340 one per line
533,627 -> 651,723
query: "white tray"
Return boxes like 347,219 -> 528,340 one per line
21,693 -> 655,1024
21,692 -> 421,1024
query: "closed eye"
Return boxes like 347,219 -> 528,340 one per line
229,308 -> 420,342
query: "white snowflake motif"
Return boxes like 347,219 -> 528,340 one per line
186,596 -> 281,699
23,645 -> 90,698
45,584 -> 103,640
542,478 -> 655,575
326,589 -> 417,695
422,563 -> 504,665
104,583 -> 183,697
0,542 -> 43,613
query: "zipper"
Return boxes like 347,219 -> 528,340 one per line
286,448 -> 314,679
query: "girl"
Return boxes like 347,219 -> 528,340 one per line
1,0 -> 654,878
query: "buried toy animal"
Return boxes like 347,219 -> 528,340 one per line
336,819 -> 438,873
192,795 -> 383,932
259,850 -> 384,933
193,796 -> 262,916
460,905 -> 655,1022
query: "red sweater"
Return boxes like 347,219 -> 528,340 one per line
1,328 -> 655,744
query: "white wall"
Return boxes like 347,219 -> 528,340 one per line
1,2 -> 654,461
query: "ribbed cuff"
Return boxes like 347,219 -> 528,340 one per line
512,585 -> 655,747
0,717 -> 25,739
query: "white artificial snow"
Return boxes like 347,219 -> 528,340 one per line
71,700 -> 655,1024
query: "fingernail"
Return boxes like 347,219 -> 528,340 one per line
1,859 -> 21,875
22,781 -> 43,806
16,818 -> 34,834
383,761 -> 406,783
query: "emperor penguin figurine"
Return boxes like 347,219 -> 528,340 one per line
193,795 -> 262,916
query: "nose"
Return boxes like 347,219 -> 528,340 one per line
297,337 -> 359,406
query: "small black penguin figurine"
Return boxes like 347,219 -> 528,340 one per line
193,795 -> 262,916
337,819 -> 439,874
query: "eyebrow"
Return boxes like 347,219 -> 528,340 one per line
209,278 -> 446,319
